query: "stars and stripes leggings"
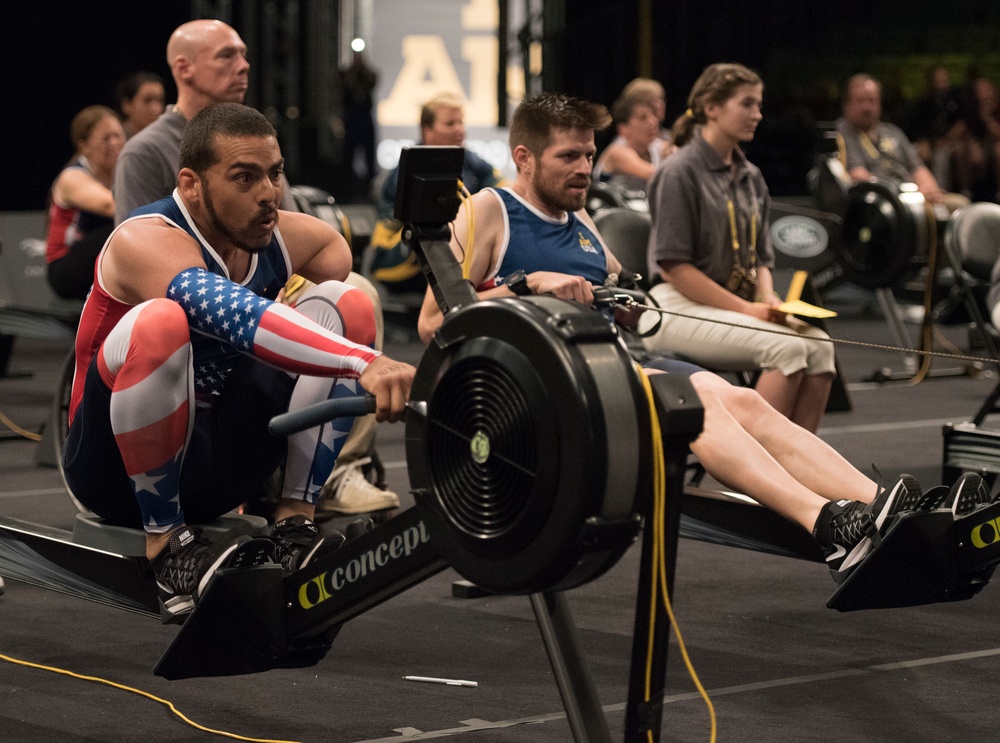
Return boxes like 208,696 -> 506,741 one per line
63,280 -> 375,533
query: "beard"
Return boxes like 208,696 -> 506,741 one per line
203,184 -> 276,253
532,169 -> 590,214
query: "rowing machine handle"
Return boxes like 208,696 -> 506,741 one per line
268,396 -> 377,437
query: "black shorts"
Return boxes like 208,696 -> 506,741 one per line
63,354 -> 295,527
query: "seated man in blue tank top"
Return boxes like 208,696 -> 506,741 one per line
415,93 -> 984,585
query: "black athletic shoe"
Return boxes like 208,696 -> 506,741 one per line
817,474 -> 923,582
944,473 -> 994,517
152,526 -> 274,622
270,514 -> 346,571
873,474 -> 925,529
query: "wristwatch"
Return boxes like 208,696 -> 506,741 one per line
504,270 -> 532,296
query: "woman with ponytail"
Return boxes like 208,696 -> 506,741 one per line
638,63 -> 835,433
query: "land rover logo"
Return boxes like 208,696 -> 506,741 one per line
470,430 -> 490,464
770,215 -> 828,259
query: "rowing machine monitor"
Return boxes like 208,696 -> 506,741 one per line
393,145 -> 477,316
393,145 -> 464,229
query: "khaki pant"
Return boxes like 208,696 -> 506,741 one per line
639,283 -> 836,377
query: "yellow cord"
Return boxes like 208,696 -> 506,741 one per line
910,201 -> 940,385
0,652 -> 301,743
457,180 -> 476,280
0,407 -> 42,441
637,368 -> 717,743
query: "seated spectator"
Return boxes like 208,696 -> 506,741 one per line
639,63 -> 835,434
593,94 -> 673,192
621,77 -> 671,142
45,105 -> 125,300
836,73 -> 968,212
369,93 -> 506,294
115,71 -> 166,139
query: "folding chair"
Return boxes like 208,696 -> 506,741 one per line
591,206 -> 654,289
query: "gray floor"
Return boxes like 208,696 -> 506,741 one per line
2,294 -> 1000,743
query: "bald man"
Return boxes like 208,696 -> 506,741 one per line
111,19 -> 400,516
113,20 -> 250,223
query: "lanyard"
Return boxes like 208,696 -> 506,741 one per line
859,132 -> 883,160
726,198 -> 757,254
725,172 -> 758,270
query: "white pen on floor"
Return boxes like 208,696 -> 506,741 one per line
403,675 -> 478,687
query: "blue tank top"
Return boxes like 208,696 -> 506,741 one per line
488,188 -> 609,285
130,192 -> 292,401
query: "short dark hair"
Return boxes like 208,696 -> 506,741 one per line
115,70 -> 164,108
610,96 -> 653,128
509,93 -> 611,158
179,103 -> 277,175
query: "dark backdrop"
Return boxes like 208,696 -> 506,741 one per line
556,0 -> 1000,196
1,2 -> 189,211
5,1 -> 1000,211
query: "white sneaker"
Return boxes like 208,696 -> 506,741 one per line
319,457 -> 400,514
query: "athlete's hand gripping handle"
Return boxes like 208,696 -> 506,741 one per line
269,396 -> 377,437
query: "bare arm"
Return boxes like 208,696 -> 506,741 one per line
276,209 -> 353,284
54,169 -> 115,218
911,165 -> 944,204
101,218 -> 209,303
416,192 -> 598,343
661,261 -> 782,323
417,190 -> 504,343
602,142 -> 656,183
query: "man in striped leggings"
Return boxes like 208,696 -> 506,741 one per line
64,103 -> 414,620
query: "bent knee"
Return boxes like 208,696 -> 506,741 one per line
693,375 -> 772,419
336,286 -> 376,346
295,281 -> 376,347
761,336 -> 826,376
141,298 -> 190,344
100,299 -> 191,379
721,383 -> 770,417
